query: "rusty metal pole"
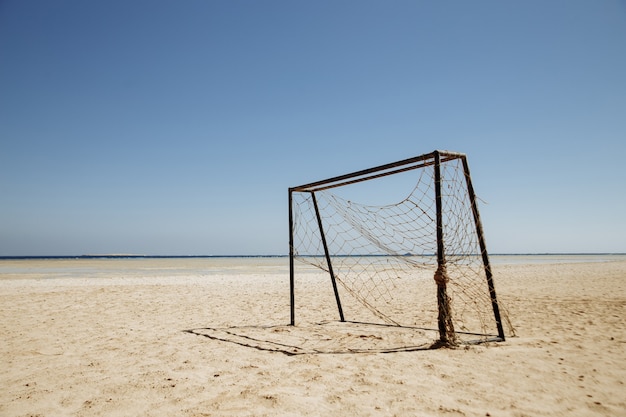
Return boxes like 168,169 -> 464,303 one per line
434,151 -> 456,345
288,189 -> 295,326
311,192 -> 345,322
461,156 -> 505,340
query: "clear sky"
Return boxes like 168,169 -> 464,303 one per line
1,1 -> 625,256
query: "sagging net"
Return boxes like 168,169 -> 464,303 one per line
290,155 -> 510,343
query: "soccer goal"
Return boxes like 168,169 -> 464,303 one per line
288,150 -> 509,346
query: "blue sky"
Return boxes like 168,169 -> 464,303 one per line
1,1 -> 625,256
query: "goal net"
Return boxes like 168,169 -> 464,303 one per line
288,150 -> 510,346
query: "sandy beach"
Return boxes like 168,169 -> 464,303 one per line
1,257 -> 625,416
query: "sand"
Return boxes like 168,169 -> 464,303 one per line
1,258 -> 625,416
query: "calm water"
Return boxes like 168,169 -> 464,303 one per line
1,254 -> 625,280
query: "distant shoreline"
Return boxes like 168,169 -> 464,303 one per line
0,254 -> 287,260
1,253 -> 625,260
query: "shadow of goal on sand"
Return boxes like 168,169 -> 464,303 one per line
184,321 -> 443,355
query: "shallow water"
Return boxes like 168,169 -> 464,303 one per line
1,254 -> 625,280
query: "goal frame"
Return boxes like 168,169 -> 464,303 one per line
288,150 -> 506,343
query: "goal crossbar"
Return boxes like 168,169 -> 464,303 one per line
290,150 -> 465,193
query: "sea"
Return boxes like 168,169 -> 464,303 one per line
0,254 -> 625,280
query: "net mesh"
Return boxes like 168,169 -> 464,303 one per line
291,155 -> 509,343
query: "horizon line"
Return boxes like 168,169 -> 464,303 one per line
1,252 -> 625,260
